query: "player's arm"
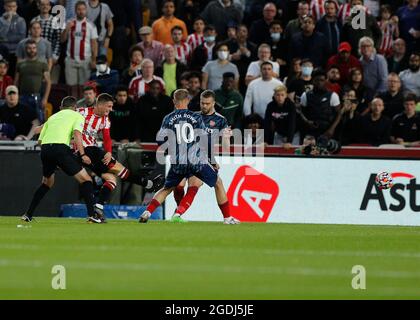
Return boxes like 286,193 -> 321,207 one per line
73,130 -> 91,165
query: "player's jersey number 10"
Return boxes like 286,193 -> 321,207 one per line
174,123 -> 195,144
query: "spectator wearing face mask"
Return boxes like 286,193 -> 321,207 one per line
287,59 -> 314,103
202,43 -> 239,91
268,20 -> 287,74
89,55 -> 119,95
189,24 -> 217,71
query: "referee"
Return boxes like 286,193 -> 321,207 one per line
22,96 -> 100,223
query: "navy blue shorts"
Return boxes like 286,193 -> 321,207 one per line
165,164 -> 218,188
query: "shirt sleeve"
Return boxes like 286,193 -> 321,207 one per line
246,62 -> 258,77
330,92 -> 341,107
73,114 -> 85,133
243,83 -> 253,116
102,128 -> 112,153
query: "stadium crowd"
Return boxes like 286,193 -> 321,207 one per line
0,0 -> 419,148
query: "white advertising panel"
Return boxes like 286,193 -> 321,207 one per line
165,156 -> 420,226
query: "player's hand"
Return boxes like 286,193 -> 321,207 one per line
212,163 -> 220,171
222,126 -> 233,138
102,152 -> 112,165
81,155 -> 91,165
395,138 -> 405,145
283,143 -> 292,149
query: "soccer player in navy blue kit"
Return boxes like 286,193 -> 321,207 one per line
139,89 -> 238,224
172,90 -> 240,224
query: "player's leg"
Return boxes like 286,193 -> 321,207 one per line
94,172 -> 118,223
22,175 -> 55,222
173,178 -> 187,206
73,168 -> 100,223
214,176 -> 240,225
22,145 -> 57,222
108,161 -> 164,192
172,176 -> 203,220
139,166 -> 183,223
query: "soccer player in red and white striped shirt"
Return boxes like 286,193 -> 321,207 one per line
377,5 -> 399,57
171,25 -> 191,65
128,59 -> 165,101
62,1 -> 98,86
77,93 -> 163,222
187,17 -> 205,51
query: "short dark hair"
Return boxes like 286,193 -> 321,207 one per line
97,93 -> 114,104
404,93 -> 418,104
244,113 -> 264,128
115,85 -> 128,94
171,25 -> 183,34
75,0 -> 87,10
30,20 -> 41,29
83,85 -> 95,92
200,90 -> 216,100
25,39 -> 37,47
204,25 -> 216,33
269,20 -> 283,29
193,17 -> 205,24
60,96 -> 77,110
327,64 -> 340,71
312,68 -> 327,79
162,0 -> 175,8
187,71 -> 202,82
223,72 -> 235,79
260,61 -> 274,69
129,45 -> 144,59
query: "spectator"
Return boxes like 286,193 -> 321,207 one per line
337,88 -> 363,145
264,84 -> 297,147
396,0 -> 420,55
287,59 -> 314,102
315,0 -> 342,55
86,0 -> 114,56
16,20 -> 52,70
14,39 -> 50,122
224,24 -> 257,95
179,71 -> 190,89
399,52 -> 420,96
377,73 -> 405,119
284,57 -> 302,88
186,70 -> 202,111
245,44 -> 280,86
249,2 -> 277,46
359,97 -> 392,146
391,93 -> 420,146
109,85 -> 136,143
387,38 -> 410,74
128,58 -> 165,101
284,1 -> 309,40
0,0 -> 26,75
152,0 -> 188,45
0,85 -> 39,140
89,54 -> 119,95
243,61 -> 283,118
215,72 -> 243,129
377,4 -> 399,58
177,0 -> 201,33
341,2 -> 383,56
310,0 -> 329,21
342,67 -> 374,114
326,42 -> 362,86
299,68 -> 341,139
189,24 -> 216,71
155,44 -> 187,96
326,65 -> 342,94
202,43 -> 239,91
77,84 -> 97,108
120,45 -> 144,86
138,26 -> 164,68
226,22 -> 237,41
359,36 -> 388,94
171,25 -> 191,64
288,15 -> 330,67
187,16 -> 205,51
268,20 -> 287,73
136,79 -> 173,142
62,1 -> 98,86
32,0 -> 61,64
243,112 -> 264,146
200,0 -> 243,39
0,59 -> 12,100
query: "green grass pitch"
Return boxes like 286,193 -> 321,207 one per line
0,216 -> 419,299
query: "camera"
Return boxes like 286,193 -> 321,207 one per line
302,135 -> 341,156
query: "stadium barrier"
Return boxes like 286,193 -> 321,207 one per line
165,156 -> 420,226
